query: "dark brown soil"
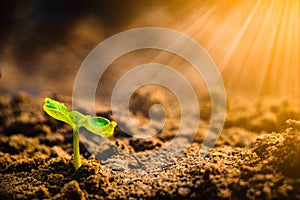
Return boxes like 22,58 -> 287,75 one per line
1,92 -> 300,199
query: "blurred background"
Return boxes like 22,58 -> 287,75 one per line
0,0 -> 299,102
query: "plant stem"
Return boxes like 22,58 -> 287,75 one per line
73,127 -> 81,170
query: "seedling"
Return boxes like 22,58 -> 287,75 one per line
43,98 -> 117,170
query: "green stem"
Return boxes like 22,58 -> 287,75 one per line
73,127 -> 81,170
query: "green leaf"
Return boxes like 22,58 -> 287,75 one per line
43,98 -> 117,137
43,98 -> 75,128
84,117 -> 117,137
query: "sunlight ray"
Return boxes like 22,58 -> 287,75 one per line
238,1 -> 276,96
222,1 -> 268,93
154,1 -> 221,63
245,1 -> 276,96
219,0 -> 261,71
275,1 -> 291,95
281,1 -> 294,95
261,1 -> 282,94
155,0 -> 300,97
205,1 -> 252,52
263,1 -> 288,94
258,2 -> 283,96
183,1 -> 222,37
295,0 -> 300,97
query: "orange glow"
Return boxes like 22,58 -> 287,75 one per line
168,0 -> 300,97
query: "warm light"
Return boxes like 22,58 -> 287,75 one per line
167,0 -> 300,97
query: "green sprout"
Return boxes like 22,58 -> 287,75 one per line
43,98 -> 117,170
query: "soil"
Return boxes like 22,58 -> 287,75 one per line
1,92 -> 300,200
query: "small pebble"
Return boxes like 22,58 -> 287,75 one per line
178,187 -> 191,197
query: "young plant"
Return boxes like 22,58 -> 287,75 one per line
43,98 -> 117,170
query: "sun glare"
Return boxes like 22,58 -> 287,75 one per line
167,0 -> 300,98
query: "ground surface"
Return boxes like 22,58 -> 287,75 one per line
1,92 -> 300,200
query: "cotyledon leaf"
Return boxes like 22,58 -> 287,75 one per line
85,117 -> 117,137
43,98 -> 75,128
43,98 -> 117,136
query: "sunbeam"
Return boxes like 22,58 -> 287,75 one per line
164,0 -> 300,98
